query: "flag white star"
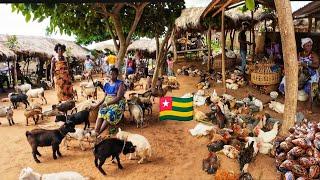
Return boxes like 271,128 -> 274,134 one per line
162,100 -> 169,107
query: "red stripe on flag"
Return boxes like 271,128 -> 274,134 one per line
159,97 -> 172,111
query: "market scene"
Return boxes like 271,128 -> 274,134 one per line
0,1 -> 319,180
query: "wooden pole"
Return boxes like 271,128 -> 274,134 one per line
221,8 -> 226,93
308,17 -> 312,33
207,25 -> 212,71
13,55 -> 17,86
314,18 -> 318,32
251,11 -> 255,62
275,0 -> 298,136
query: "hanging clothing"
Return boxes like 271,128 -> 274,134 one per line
53,56 -> 74,101
98,80 -> 125,125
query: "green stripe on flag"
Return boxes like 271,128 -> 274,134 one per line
160,115 -> 193,121
172,97 -> 193,103
172,106 -> 193,112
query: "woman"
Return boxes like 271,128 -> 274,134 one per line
83,55 -> 94,80
279,38 -> 319,111
167,54 -> 174,76
95,68 -> 126,135
51,43 -> 74,102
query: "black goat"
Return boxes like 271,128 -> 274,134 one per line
25,122 -> 76,163
9,93 -> 29,109
93,138 -> 136,175
55,109 -> 90,130
52,100 -> 76,116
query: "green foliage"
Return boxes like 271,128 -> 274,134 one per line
5,35 -> 19,50
210,40 -> 221,54
245,0 -> 255,11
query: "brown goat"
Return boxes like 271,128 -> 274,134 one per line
24,108 -> 43,126
150,85 -> 173,103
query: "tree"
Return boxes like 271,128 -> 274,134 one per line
12,2 -> 184,76
275,0 -> 298,136
5,35 -> 19,86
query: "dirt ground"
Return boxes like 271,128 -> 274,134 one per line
1,64 -> 320,180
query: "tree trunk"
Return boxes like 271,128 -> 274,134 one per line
275,0 -> 298,136
207,26 -> 212,71
155,35 -> 160,60
308,17 -> 312,33
221,8 -> 226,93
7,60 -> 11,86
251,11 -> 255,62
13,55 -> 18,86
152,27 -> 172,88
171,28 -> 178,62
106,19 -> 119,53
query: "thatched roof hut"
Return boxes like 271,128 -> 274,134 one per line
0,34 -> 89,60
175,7 -> 207,32
0,43 -> 15,60
86,39 -> 118,52
127,38 -> 157,53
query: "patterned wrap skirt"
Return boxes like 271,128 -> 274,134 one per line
98,96 -> 126,125
54,61 -> 74,101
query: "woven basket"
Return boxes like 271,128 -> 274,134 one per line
251,63 -> 281,85
213,55 -> 235,70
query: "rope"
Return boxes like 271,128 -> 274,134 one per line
121,139 -> 126,154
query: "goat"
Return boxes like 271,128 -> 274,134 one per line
25,122 -> 76,163
26,87 -> 47,104
52,100 -> 76,116
93,138 -> 136,175
19,167 -> 88,180
0,106 -> 14,126
8,93 -> 29,109
149,85 -> 173,103
24,107 -> 43,126
55,109 -> 91,130
127,99 -> 144,128
15,83 -> 31,94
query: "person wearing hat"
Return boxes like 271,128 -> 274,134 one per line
238,21 -> 253,74
279,37 -> 319,112
166,54 -> 174,76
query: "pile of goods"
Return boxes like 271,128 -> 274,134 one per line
275,120 -> 320,179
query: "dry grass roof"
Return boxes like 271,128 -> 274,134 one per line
175,7 -> 206,31
0,34 -> 89,60
127,38 -> 157,53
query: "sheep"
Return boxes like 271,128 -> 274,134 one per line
8,93 -> 29,109
63,128 -> 96,151
127,100 -> 144,128
93,138 -> 136,175
0,106 -> 14,126
15,83 -> 32,94
24,107 -> 43,126
26,88 -> 47,104
19,167 -> 88,180
116,128 -> 152,164
25,122 -> 76,163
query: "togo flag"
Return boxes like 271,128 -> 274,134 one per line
159,96 -> 193,121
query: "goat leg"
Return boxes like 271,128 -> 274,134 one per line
52,144 -> 58,159
115,155 -> 123,169
56,144 -> 62,157
8,118 -> 12,126
97,157 -> 107,175
94,157 -> 99,167
32,146 -> 41,163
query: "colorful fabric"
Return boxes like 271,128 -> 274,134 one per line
53,57 -> 74,101
98,96 -> 125,125
103,79 -> 123,96
279,52 -> 319,94
159,97 -> 193,121
107,55 -> 117,65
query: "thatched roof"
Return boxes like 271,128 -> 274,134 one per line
293,18 -> 320,32
175,7 -> 206,32
293,1 -> 320,19
0,43 -> 15,59
86,39 -> 117,52
127,38 -> 157,53
0,34 -> 89,59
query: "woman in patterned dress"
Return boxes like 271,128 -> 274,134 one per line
50,44 -> 74,102
95,67 -> 126,135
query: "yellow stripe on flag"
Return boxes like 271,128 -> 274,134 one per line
160,110 -> 193,117
172,101 -> 193,108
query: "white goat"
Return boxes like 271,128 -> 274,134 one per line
127,102 -> 144,128
116,128 -> 152,164
0,106 -> 14,125
26,88 -> 47,104
15,83 -> 32,94
19,167 -> 88,180
64,128 -> 96,151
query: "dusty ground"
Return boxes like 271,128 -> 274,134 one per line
1,65 -> 320,180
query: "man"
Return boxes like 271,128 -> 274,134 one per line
83,55 -> 95,80
238,22 -> 252,74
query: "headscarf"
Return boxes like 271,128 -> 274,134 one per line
301,37 -> 313,48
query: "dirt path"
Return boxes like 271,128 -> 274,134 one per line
1,73 -> 319,180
